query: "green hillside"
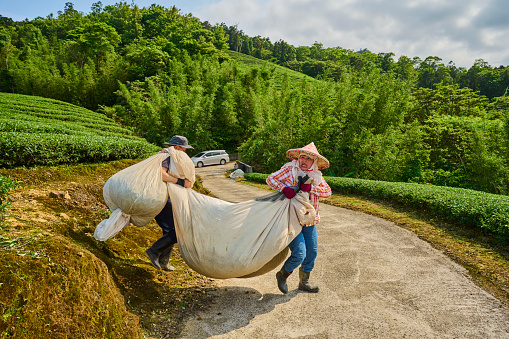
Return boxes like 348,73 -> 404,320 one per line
0,93 -> 160,168
226,50 -> 316,87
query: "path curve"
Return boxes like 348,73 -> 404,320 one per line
177,163 -> 509,339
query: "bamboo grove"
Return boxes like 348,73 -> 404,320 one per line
0,2 -> 508,194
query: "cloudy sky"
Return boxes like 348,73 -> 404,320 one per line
1,0 -> 508,68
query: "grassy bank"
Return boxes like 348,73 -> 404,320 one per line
0,161 -> 216,338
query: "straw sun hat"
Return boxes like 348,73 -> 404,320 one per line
286,142 -> 329,169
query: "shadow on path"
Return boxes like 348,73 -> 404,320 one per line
179,285 -> 300,338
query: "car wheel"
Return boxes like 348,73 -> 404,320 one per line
220,159 -> 226,165
197,161 -> 203,168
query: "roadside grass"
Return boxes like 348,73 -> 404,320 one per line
237,178 -> 509,307
0,161 -> 216,338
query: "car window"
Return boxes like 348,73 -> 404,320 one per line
193,152 -> 206,157
211,152 -> 220,156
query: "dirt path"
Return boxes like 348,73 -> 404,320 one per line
177,164 -> 509,339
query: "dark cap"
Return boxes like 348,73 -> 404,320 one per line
162,135 -> 194,149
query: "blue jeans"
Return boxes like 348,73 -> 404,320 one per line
283,225 -> 318,273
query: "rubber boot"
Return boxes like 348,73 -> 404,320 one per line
158,243 -> 176,271
276,266 -> 292,294
145,233 -> 175,269
298,268 -> 319,293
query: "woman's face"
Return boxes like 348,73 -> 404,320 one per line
298,154 -> 315,171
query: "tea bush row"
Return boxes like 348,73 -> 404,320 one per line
0,100 -> 111,123
244,173 -> 509,237
1,92 -> 125,128
1,105 -> 129,134
0,93 -> 108,119
2,108 -> 123,131
0,118 -> 139,140
0,132 -> 160,167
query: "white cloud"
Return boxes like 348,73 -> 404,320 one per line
3,0 -> 507,67
196,0 -> 509,67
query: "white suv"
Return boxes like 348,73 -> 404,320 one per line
191,150 -> 230,168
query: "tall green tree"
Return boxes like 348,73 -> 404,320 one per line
103,2 -> 144,45
417,56 -> 453,89
66,21 -> 120,66
124,39 -> 169,80
273,39 -> 296,64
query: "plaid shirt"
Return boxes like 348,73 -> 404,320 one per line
266,164 -> 331,226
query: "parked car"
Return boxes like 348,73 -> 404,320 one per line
191,150 -> 230,168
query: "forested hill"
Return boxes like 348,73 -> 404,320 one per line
0,3 -> 508,195
219,26 -> 509,100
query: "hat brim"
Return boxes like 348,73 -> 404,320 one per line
162,142 -> 194,149
286,149 -> 329,169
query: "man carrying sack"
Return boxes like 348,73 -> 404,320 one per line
145,135 -> 194,271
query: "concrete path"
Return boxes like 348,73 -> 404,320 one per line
178,163 -> 509,339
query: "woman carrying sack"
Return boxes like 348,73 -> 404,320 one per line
266,142 -> 331,293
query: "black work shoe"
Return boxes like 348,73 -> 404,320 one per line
276,267 -> 291,294
298,268 -> 319,293
298,282 -> 319,293
145,248 -> 161,269
162,264 -> 175,271
159,244 -> 175,271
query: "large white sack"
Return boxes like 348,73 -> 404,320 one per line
94,153 -> 168,240
94,209 -> 131,241
167,161 -> 316,279
94,148 -> 195,241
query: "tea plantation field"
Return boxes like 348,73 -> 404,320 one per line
0,92 -> 160,167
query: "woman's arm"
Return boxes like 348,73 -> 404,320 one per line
266,167 -> 293,191
311,178 -> 332,198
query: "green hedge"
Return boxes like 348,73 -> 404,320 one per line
0,132 -> 160,167
1,106 -> 132,134
0,118 -> 139,140
243,172 -> 269,184
244,173 -> 509,237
